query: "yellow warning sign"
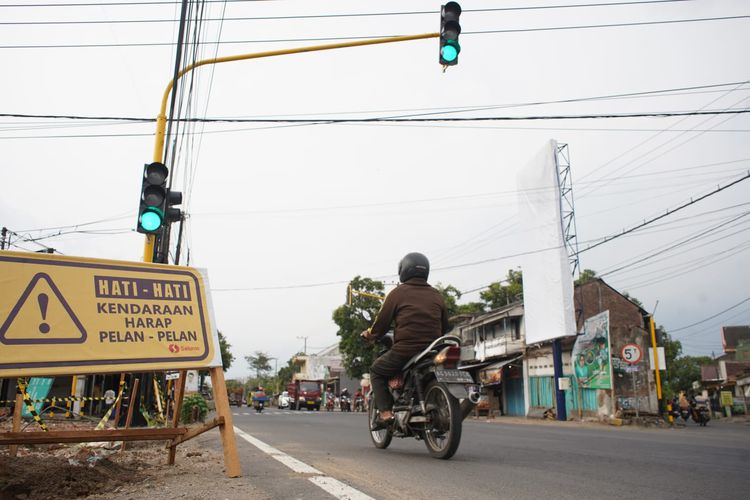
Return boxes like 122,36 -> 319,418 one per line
0,251 -> 220,377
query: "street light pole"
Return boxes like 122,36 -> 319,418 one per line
296,336 -> 308,355
268,357 -> 278,394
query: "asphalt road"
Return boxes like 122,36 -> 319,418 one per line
229,407 -> 750,500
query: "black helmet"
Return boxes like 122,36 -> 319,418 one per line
398,252 -> 430,282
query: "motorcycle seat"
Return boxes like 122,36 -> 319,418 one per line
401,335 -> 461,371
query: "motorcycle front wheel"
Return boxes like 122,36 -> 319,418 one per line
368,394 -> 392,449
423,381 -> 462,459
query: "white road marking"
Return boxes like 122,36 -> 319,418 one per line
233,426 -> 374,500
309,476 -> 375,500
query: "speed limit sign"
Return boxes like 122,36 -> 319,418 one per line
621,344 -> 642,365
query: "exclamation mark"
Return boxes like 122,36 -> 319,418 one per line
38,293 -> 50,334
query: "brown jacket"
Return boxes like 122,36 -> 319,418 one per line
369,278 -> 450,356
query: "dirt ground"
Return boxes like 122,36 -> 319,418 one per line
0,418 -> 266,500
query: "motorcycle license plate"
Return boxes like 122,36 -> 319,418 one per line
435,369 -> 474,384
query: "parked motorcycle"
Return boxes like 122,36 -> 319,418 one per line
366,334 -> 479,459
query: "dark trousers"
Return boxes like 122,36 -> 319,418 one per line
370,350 -> 413,412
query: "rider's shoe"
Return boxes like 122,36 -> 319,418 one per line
371,415 -> 395,431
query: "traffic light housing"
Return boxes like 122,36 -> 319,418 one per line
165,189 -> 183,225
137,162 -> 168,234
137,162 -> 183,234
440,2 -> 462,66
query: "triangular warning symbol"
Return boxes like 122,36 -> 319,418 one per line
0,272 -> 87,345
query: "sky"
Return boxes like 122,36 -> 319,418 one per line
1,0 -> 748,381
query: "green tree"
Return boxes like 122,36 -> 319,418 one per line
198,331 -> 234,390
436,283 -> 485,317
660,329 -> 713,400
574,268 -> 597,286
333,276 -> 385,379
669,355 -> 713,396
480,269 -> 523,309
218,331 -> 234,371
245,351 -> 272,378
276,356 -> 300,389
622,292 -> 644,309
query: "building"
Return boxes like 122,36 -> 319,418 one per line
292,343 -> 359,395
452,303 -> 525,416
456,278 -> 661,420
701,325 -> 750,414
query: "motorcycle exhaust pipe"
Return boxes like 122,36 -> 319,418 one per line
468,390 -> 481,404
460,386 -> 481,420
460,399 -> 475,421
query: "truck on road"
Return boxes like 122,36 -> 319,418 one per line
287,380 -> 322,411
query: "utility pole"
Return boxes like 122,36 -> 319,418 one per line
296,336 -> 309,355
0,227 -> 6,250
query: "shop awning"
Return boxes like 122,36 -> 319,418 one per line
478,359 -> 514,386
458,361 -> 491,371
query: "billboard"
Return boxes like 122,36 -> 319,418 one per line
0,251 -> 221,377
517,140 -> 576,344
572,310 -> 612,389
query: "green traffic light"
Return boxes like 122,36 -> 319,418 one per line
441,43 -> 459,63
140,209 -> 163,232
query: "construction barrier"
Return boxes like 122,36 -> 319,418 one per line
16,378 -> 48,432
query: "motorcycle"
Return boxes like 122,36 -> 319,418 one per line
690,402 -> 710,426
252,393 -> 268,414
367,334 -> 479,460
326,395 -> 335,412
340,395 -> 351,412
354,395 -> 365,412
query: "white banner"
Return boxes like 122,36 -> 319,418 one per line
517,140 -> 576,344
648,347 -> 667,371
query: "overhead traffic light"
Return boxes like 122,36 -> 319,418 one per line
137,162 -> 168,234
440,2 -> 462,66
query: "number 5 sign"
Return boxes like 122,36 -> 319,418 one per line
621,343 -> 642,365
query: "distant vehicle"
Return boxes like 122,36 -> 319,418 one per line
227,387 -> 244,407
287,380 -> 322,411
252,389 -> 268,413
278,391 -> 291,409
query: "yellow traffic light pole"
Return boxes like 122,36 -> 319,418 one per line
143,32 -> 439,263
140,32 -> 442,478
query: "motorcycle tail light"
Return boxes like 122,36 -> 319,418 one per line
435,346 -> 461,368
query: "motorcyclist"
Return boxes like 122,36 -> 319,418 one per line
354,388 -> 364,409
361,252 -> 450,429
325,389 -> 335,410
340,388 -> 351,411
253,386 -> 266,405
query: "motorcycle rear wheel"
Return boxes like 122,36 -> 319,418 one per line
423,381 -> 462,459
368,395 -> 392,449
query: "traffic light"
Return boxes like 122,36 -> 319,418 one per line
137,162 -> 169,234
440,2 -> 462,66
165,189 -> 183,225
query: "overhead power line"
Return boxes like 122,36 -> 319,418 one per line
670,296 -> 750,333
2,14 -> 748,49
0,0 -> 698,14
576,172 -> 750,255
1,108 -> 749,124
0,0 -> 698,24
